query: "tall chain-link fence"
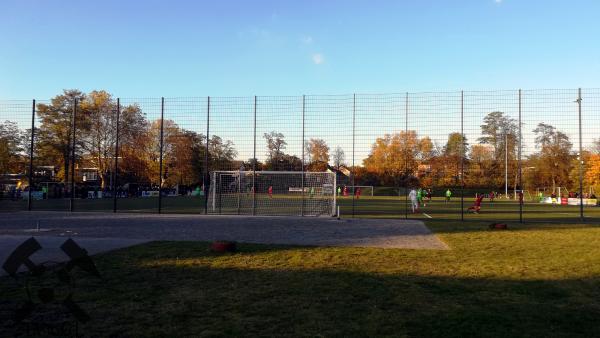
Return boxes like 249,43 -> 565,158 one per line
1,89 -> 599,222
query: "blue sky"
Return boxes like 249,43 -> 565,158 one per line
1,0 -> 600,99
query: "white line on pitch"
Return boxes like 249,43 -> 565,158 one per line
422,213 -> 433,218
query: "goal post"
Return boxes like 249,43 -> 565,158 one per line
513,189 -> 533,201
207,171 -> 336,217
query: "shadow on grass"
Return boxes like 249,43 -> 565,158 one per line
423,220 -> 600,234
2,241 -> 598,337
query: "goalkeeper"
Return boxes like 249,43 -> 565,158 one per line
445,189 -> 452,203
409,188 -> 419,213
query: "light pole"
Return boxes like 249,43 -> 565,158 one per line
504,129 -> 508,198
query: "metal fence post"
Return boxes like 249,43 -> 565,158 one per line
351,93 -> 356,218
460,91 -> 464,221
253,96 -> 257,216
70,98 -> 77,212
518,89 -> 523,223
28,99 -> 35,211
205,96 -> 210,214
577,88 -> 584,220
113,98 -> 121,213
301,95 -> 305,217
158,97 -> 165,214
405,92 -> 408,219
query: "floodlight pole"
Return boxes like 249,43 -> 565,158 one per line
351,93 -> 356,218
113,98 -> 120,213
518,90 -> 523,223
28,99 -> 35,211
405,92 -> 409,220
301,95 -> 305,217
252,96 -> 257,216
505,129 -> 508,198
577,88 -> 583,220
460,91 -> 464,221
204,96 -> 210,214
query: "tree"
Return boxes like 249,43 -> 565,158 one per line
478,111 -> 519,190
431,132 -> 468,187
116,105 -> 153,186
584,154 -> 600,194
444,132 -> 468,157
363,131 -> 422,186
0,121 -> 26,174
278,154 -> 303,171
263,131 -> 287,170
79,90 -> 119,189
36,90 -> 86,184
478,111 -> 518,156
530,122 -> 573,192
305,138 -> 330,164
418,137 -> 435,161
466,144 -> 495,187
591,139 -> 600,154
164,129 -> 207,187
209,135 -> 237,170
332,146 -> 345,169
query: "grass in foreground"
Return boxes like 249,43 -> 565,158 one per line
1,221 -> 600,337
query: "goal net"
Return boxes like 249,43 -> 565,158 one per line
207,171 -> 336,217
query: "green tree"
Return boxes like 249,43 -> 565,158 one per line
209,135 -> 237,170
444,132 -> 468,157
0,121 -> 26,174
530,122 -> 573,192
263,131 -> 287,170
305,138 -> 330,170
36,90 -> 86,183
478,111 -> 519,190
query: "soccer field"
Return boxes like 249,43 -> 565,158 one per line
2,195 -> 599,223
340,196 -> 600,223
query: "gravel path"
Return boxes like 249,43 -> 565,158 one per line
0,211 -> 448,251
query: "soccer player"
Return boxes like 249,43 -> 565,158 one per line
343,186 -> 348,197
445,189 -> 452,203
417,188 -> 423,207
355,187 -> 361,199
337,186 -> 342,196
268,185 -> 273,199
518,190 -> 524,205
409,188 -> 418,213
310,187 -> 315,198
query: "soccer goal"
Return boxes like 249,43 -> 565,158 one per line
207,171 -> 336,217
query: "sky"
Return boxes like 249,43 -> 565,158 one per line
2,0 -> 600,99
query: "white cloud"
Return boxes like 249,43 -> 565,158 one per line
494,0 -> 502,4
302,35 -> 313,44
312,53 -> 324,65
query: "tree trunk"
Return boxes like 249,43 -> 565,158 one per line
63,152 -> 70,185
